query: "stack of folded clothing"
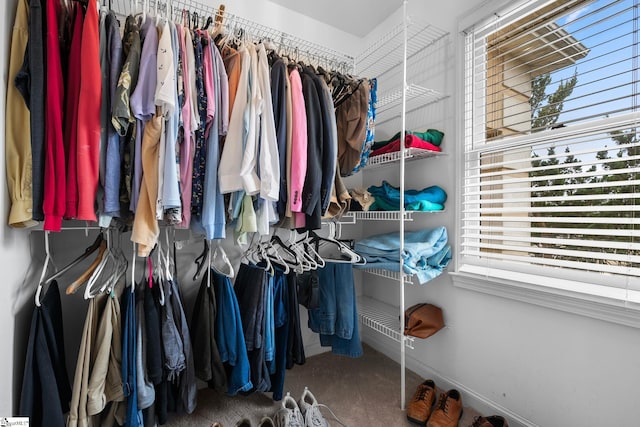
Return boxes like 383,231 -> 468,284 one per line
370,129 -> 444,158
368,181 -> 446,211
348,181 -> 447,212
354,226 -> 451,284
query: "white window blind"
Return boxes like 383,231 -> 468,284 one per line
461,0 -> 640,295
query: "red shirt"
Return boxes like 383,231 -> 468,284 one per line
63,3 -> 83,219
43,0 -> 66,231
76,0 -> 102,221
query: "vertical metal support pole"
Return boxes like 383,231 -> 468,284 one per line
400,0 -> 408,411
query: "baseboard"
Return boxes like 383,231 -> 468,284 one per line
361,329 -> 538,427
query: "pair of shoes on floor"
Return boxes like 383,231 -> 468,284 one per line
406,379 -> 463,427
470,415 -> 508,427
235,417 -> 276,427
275,388 -> 335,427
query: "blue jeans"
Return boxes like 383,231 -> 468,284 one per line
268,270 -> 288,400
309,263 -> 362,357
213,272 -> 253,395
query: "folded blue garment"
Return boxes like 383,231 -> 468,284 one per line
354,226 -> 451,284
368,181 -> 447,211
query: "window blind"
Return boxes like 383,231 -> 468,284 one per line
461,0 -> 640,292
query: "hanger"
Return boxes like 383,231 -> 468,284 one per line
131,242 -> 137,293
85,229 -> 128,299
83,231 -> 117,298
98,229 -> 128,296
65,238 -> 108,295
35,232 -> 54,307
193,239 -> 209,281
309,222 -> 362,264
41,233 -> 104,287
211,240 -> 235,278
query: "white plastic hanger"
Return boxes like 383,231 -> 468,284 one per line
35,231 -> 53,307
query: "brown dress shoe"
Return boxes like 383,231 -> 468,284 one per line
407,379 -> 437,425
470,415 -> 509,427
426,389 -> 463,427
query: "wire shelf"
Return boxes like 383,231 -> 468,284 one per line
359,296 -> 415,349
366,148 -> 446,169
112,0 -> 355,73
363,268 -> 415,285
342,211 -> 413,221
356,19 -> 449,78
376,84 -> 447,113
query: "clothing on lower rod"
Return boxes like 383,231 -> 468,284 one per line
309,262 -> 363,357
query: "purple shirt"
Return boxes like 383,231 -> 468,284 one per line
130,16 -> 158,211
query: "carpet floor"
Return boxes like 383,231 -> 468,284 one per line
163,344 -> 482,427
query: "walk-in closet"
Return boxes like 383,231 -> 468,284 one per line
1,0 -> 639,427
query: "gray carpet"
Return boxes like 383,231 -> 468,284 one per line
164,344 -> 482,427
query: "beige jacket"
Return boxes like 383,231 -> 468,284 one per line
5,0 -> 36,228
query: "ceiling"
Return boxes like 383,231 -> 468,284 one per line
268,0 -> 402,37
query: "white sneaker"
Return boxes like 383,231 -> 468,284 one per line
275,392 -> 305,427
298,387 -> 330,427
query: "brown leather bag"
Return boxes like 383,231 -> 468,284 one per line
404,303 -> 445,339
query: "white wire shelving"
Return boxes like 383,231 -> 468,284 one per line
342,211 -> 413,221
359,296 -> 415,349
367,149 -> 446,169
376,84 -> 448,114
363,268 -> 416,285
356,19 -> 449,78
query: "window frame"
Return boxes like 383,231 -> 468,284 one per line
452,0 -> 640,328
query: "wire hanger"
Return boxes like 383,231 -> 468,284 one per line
35,231 -> 54,307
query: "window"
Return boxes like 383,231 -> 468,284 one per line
457,0 -> 640,315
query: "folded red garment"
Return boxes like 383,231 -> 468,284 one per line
370,134 -> 442,157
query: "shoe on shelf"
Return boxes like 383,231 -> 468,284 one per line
426,389 -> 463,427
257,416 -> 276,427
406,379 -> 437,425
298,387 -> 330,427
235,419 -> 252,427
274,392 -> 305,427
470,415 -> 509,427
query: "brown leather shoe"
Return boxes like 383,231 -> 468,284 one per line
470,415 -> 509,427
406,379 -> 437,425
426,389 -> 463,427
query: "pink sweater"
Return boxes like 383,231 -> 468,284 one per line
288,68 -> 307,214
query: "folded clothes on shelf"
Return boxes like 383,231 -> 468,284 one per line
354,226 -> 451,284
372,128 -> 444,151
370,134 -> 442,158
368,181 -> 446,211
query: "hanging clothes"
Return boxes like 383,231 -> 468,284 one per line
191,269 -> 226,390
19,282 -> 72,427
130,16 -> 159,213
212,269 -> 253,395
101,11 -> 124,222
308,262 -> 363,357
76,0 -> 102,222
5,0 -> 36,228
17,0 -> 46,223
161,21 -> 182,224
68,294 -> 105,427
43,0 -> 66,230
63,2 -> 82,220
113,15 -> 142,220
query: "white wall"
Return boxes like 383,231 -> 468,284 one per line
359,2 -> 640,427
